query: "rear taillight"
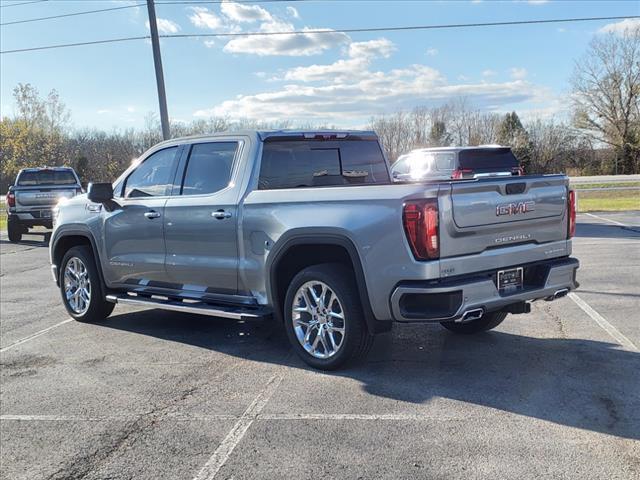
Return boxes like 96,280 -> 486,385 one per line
451,168 -> 473,180
6,192 -> 15,208
402,199 -> 439,260
568,190 -> 576,238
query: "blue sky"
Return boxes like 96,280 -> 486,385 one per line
1,0 -> 639,130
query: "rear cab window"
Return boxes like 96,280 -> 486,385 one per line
17,170 -> 77,186
259,137 -> 390,190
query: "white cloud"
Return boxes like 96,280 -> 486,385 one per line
286,6 -> 299,19
482,69 -> 497,77
145,18 -> 180,34
126,106 -> 136,113
220,1 -> 272,23
194,62 -> 553,124
426,47 -> 438,56
189,7 -> 223,30
224,18 -> 350,56
96,109 -> 111,115
204,40 -> 216,48
348,38 -> 395,59
509,67 -> 528,80
598,18 -> 640,36
279,38 -> 394,83
526,0 -> 549,4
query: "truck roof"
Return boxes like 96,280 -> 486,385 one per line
20,166 -> 75,172
157,129 -> 378,146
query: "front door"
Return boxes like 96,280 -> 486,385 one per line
103,146 -> 180,286
164,141 -> 242,294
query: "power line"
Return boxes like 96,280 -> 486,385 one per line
0,0 -> 47,8
0,3 -> 145,26
2,14 -> 638,54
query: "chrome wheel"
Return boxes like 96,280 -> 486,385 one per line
291,280 -> 346,359
64,257 -> 91,315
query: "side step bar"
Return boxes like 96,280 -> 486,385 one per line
106,294 -> 270,320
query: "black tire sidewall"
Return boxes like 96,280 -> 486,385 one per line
284,264 -> 366,370
7,218 -> 22,242
60,245 -> 112,322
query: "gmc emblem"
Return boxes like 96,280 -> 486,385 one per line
496,201 -> 535,216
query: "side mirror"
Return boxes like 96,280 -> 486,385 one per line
87,183 -> 113,204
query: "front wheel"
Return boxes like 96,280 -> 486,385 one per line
284,263 -> 374,370
60,246 -> 114,322
440,311 -> 507,334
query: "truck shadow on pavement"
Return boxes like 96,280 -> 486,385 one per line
99,310 -> 640,441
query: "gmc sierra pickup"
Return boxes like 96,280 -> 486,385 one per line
49,130 -> 579,369
6,167 -> 82,242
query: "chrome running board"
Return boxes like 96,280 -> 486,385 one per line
106,294 -> 269,320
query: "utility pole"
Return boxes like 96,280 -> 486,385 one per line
146,0 -> 170,140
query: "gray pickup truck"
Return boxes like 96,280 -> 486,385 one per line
6,167 -> 82,242
49,131 -> 579,369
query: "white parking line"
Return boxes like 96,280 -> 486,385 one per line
0,319 -> 72,353
582,212 -> 629,227
193,374 -> 283,480
568,292 -> 638,352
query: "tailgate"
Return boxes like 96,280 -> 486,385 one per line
15,187 -> 77,209
440,175 -> 569,258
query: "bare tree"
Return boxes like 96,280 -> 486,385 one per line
571,27 -> 640,174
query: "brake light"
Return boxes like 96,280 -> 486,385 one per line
402,199 -> 439,260
568,190 -> 576,238
6,192 -> 15,208
451,168 -> 473,180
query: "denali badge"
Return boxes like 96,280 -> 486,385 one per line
495,233 -> 532,244
496,201 -> 535,216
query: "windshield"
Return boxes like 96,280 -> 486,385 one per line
17,170 -> 77,186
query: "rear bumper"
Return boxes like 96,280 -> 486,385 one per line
390,256 -> 579,322
9,211 -> 53,227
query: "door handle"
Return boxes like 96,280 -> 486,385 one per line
144,210 -> 161,219
211,210 -> 232,220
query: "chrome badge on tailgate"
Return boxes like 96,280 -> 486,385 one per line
496,201 -> 535,216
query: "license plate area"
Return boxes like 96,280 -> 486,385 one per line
497,267 -> 523,293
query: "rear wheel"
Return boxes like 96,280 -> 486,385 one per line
60,246 -> 114,322
7,218 -> 22,243
284,263 -> 374,370
440,311 -> 507,334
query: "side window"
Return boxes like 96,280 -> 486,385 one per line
435,153 -> 455,171
181,142 -> 238,196
123,147 -> 178,198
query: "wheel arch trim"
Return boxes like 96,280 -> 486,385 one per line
266,229 -> 383,333
51,226 -> 106,290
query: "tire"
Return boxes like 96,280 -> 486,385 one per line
60,245 -> 114,322
7,218 -> 22,243
284,263 -> 374,370
440,311 -> 508,334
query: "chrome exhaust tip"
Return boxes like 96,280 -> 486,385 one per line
459,308 -> 484,323
545,288 -> 569,302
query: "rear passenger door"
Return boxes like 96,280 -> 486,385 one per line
163,141 -> 242,294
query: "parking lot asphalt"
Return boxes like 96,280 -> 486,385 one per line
1,212 -> 639,480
